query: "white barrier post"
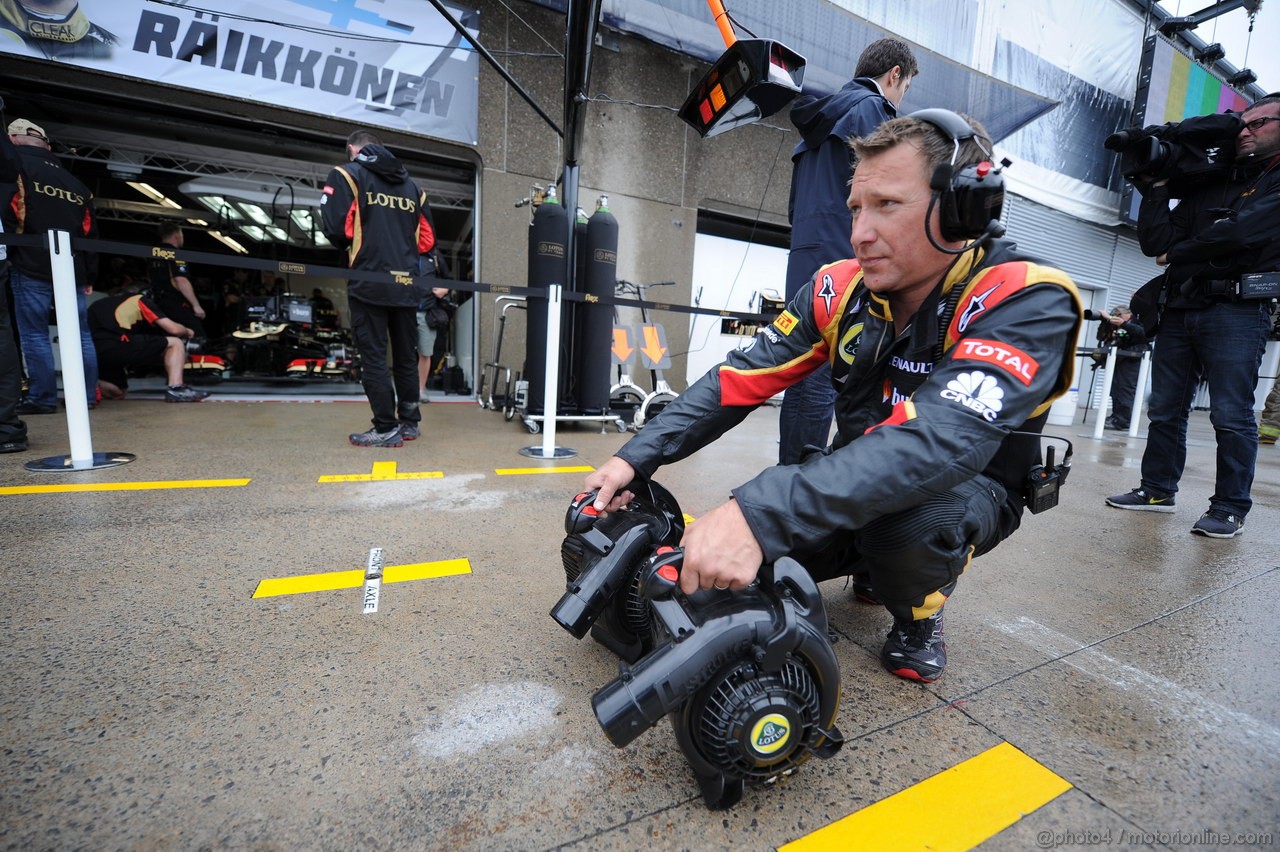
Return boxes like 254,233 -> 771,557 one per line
24,230 -> 134,473
49,229 -> 92,465
1129,349 -> 1152,438
541,282 -> 562,456
519,282 -> 575,459
1092,345 -> 1118,441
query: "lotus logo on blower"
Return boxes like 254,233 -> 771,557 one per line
751,714 -> 792,755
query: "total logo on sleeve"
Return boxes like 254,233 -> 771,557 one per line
952,338 -> 1039,385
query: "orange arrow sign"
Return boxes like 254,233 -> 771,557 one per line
612,327 -> 634,362
640,325 -> 667,365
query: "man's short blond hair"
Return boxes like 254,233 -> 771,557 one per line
851,113 -> 993,181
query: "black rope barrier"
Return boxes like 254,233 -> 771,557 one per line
0,232 -> 777,325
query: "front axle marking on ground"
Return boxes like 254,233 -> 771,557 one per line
494,465 -> 595,476
252,558 -> 471,599
318,461 -> 443,482
780,742 -> 1071,851
362,547 -> 384,614
0,478 -> 251,496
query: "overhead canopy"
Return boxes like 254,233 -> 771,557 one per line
528,0 -> 1058,142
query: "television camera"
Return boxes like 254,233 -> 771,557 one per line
1104,112 -> 1243,196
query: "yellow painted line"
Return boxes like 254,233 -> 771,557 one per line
781,742 -> 1071,852
318,461 -> 443,482
0,478 -> 250,495
252,558 -> 472,599
255,569 -> 365,598
494,465 -> 595,476
386,559 -> 471,583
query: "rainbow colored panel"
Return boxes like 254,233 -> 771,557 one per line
1143,36 -> 1250,126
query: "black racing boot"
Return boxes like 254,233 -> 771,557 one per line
880,608 -> 947,683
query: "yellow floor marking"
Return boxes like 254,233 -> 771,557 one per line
0,478 -> 250,496
318,461 -> 443,482
494,465 -> 595,475
252,558 -> 472,599
780,742 -> 1072,852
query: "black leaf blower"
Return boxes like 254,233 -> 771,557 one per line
552,479 -> 685,661
551,482 -> 844,810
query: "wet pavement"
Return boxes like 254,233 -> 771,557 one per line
1,395 -> 1277,851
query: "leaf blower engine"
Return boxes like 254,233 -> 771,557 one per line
550,481 -> 844,809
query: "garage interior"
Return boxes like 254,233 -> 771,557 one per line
2,79 -> 479,397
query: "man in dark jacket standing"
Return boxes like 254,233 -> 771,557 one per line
1,118 -> 98,415
779,38 -> 917,466
321,129 -> 436,447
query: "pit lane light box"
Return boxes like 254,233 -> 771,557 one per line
678,38 -> 806,138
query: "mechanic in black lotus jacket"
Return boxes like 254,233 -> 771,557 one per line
1,117 -> 99,415
321,129 -> 437,448
586,112 -> 1081,684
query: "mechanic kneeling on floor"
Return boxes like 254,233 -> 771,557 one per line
586,111 -> 1081,683
89,289 -> 210,403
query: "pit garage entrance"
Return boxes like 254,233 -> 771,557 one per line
4,85 -> 479,399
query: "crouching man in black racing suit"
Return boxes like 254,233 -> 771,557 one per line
586,112 -> 1081,683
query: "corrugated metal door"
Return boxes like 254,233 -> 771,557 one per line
1002,194 -> 1162,416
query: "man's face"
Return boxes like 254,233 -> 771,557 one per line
848,143 -> 957,301
1237,103 -> 1280,161
8,132 -> 49,150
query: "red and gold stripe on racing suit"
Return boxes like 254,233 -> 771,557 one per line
718,258 -> 863,407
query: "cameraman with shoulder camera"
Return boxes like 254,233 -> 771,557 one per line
1106,96 -> 1280,538
586,112 -> 1081,684
1088,305 -> 1148,430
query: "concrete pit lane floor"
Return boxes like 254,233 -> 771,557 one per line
1,395 -> 1277,851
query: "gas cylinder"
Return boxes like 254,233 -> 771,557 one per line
575,195 -> 618,414
525,185 -> 569,415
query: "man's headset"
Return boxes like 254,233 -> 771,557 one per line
910,108 -> 1010,254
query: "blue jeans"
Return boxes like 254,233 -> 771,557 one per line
1141,301 -> 1271,517
10,268 -> 98,408
778,365 -> 836,465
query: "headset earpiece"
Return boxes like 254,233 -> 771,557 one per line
930,163 -> 953,193
943,160 -> 1006,241
910,108 -> 1007,243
